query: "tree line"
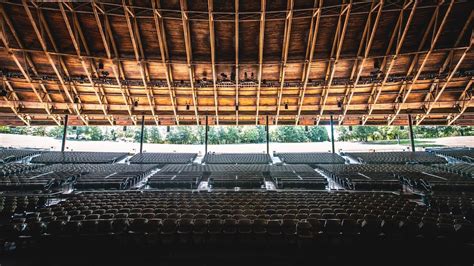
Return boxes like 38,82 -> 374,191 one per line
0,125 -> 472,144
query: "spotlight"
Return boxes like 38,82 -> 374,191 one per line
167,126 -> 170,133
98,61 -> 104,70
220,73 -> 228,80
305,126 -> 308,132
72,126 -> 77,130
251,72 -> 254,80
73,95 -> 79,104
235,105 -> 239,111
349,125 -> 353,131
285,103 -> 288,110
230,71 -> 235,81
157,120 -> 161,125
134,100 -> 139,107
123,126 -> 127,131
0,89 -> 7,97
337,100 -> 342,108
400,126 -> 405,130
186,104 -> 190,110
244,72 -> 248,80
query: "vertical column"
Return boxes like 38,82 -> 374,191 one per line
139,115 -> 145,153
330,115 -> 335,154
266,115 -> 270,155
408,114 -> 416,152
61,115 -> 68,152
205,115 -> 209,154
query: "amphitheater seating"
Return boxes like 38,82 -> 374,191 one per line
0,149 -> 42,164
270,165 -> 327,189
0,171 -> 78,191
129,153 -> 197,164
148,171 -> 202,189
0,195 -> 48,217
203,153 -> 271,164
31,152 -> 128,164
37,163 -> 158,173
434,149 -> 474,163
276,152 -> 345,165
398,171 -> 474,192
0,163 -> 43,177
344,151 -> 447,164
6,191 -> 473,248
432,163 -> 474,177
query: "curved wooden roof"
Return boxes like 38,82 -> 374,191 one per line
0,0 -> 472,126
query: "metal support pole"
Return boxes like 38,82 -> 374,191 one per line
330,115 -> 335,154
266,115 -> 270,155
408,114 -> 416,152
139,115 -> 145,153
205,115 -> 209,154
61,115 -> 68,152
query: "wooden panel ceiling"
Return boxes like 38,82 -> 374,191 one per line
0,0 -> 472,126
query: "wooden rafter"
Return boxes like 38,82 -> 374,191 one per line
208,0 -> 220,125
415,12 -> 473,125
255,0 -> 266,125
59,2 -> 114,126
295,0 -> 322,126
340,0 -> 383,125
0,4 -> 61,125
91,0 -> 136,125
152,0 -> 179,125
416,43 -> 472,124
388,0 -> 455,125
275,0 -> 294,126
122,0 -> 159,125
362,0 -> 416,125
22,0 -> 88,125
1,78 -> 30,125
235,0 -> 239,125
180,0 -> 200,126
317,1 -> 352,125
447,78 -> 473,125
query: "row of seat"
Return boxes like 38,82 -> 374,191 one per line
0,195 -> 48,216
129,153 -> 197,164
432,163 -> 474,178
0,171 -> 79,192
203,153 -> 272,164
0,163 -> 43,177
0,149 -> 42,164
344,152 -> 447,165
276,153 -> 345,165
433,149 -> 474,163
31,152 -> 129,164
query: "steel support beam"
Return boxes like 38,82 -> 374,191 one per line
407,114 -> 415,152
61,114 -> 69,152
330,115 -> 335,153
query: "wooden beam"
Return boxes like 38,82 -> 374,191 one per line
416,12 -> 473,125
0,4 -> 61,125
152,0 -> 179,125
362,0 -> 416,125
447,78 -> 473,125
180,0 -> 200,126
317,1 -> 352,125
275,0 -> 294,125
340,0 -> 383,125
295,0 -> 322,125
255,0 -> 266,125
22,0 -> 88,125
416,43 -> 472,124
208,0 -> 220,125
91,0 -> 136,125
122,0 -> 159,125
388,0 -> 454,125
59,3 -> 114,126
2,78 -> 30,125
235,0 -> 239,125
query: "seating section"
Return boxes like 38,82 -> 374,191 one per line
148,171 -> 202,189
203,153 -> 271,164
344,151 -> 447,164
0,149 -> 42,164
31,152 -> 128,164
0,163 -> 43,177
6,191 -> 473,248
0,171 -> 78,191
270,165 -> 327,189
434,149 -> 474,163
129,153 -> 197,164
0,195 -> 48,217
276,152 -> 345,165
432,163 -> 474,178
398,171 -> 474,192
317,164 -> 404,191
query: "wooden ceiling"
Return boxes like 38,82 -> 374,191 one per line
0,0 -> 473,126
